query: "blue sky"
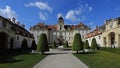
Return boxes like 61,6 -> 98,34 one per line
0,0 -> 120,30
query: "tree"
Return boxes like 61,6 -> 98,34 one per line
21,38 -> 28,51
91,38 -> 98,50
84,40 -> 90,49
52,41 -> 56,48
63,41 -> 69,48
72,33 -> 83,54
37,33 -> 49,54
31,40 -> 37,50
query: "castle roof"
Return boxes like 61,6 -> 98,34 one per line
30,22 -> 90,30
85,26 -> 103,39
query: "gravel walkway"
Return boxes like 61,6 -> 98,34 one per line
33,49 -> 88,68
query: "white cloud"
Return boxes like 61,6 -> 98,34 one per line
81,16 -> 86,21
89,6 -> 93,12
39,12 -> 47,21
57,13 -> 64,18
0,6 -> 17,18
65,10 -> 80,22
65,3 -> 92,22
25,1 -> 52,12
89,22 -> 95,30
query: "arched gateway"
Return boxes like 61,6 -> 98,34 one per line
0,32 -> 8,50
109,32 -> 115,48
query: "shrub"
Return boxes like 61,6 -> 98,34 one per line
72,33 -> 83,54
21,38 -> 28,51
84,40 -> 90,49
91,38 -> 98,50
37,33 -> 49,54
63,41 -> 69,48
52,41 -> 56,48
31,40 -> 37,50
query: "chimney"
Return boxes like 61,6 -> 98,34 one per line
12,17 -> 15,23
16,21 -> 20,25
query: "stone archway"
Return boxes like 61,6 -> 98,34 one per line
0,32 -> 8,50
109,32 -> 115,48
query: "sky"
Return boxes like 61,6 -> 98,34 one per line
0,0 -> 120,30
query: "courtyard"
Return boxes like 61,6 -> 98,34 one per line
0,48 -> 120,68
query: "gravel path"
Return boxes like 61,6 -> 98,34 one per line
33,49 -> 88,68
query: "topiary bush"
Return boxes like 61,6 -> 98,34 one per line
91,38 -> 98,50
72,33 -> 83,54
52,41 -> 56,48
63,41 -> 69,48
21,38 -> 28,51
37,33 -> 49,54
84,40 -> 90,49
31,40 -> 37,50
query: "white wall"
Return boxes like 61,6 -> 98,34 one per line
86,34 -> 103,47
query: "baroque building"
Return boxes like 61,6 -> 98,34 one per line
0,16 -> 34,50
85,17 -> 120,48
30,16 -> 91,46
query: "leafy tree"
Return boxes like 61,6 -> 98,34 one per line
84,40 -> 90,49
63,41 -> 69,48
52,41 -> 56,48
91,38 -> 98,50
21,38 -> 28,51
72,33 -> 83,54
31,40 -> 37,50
37,33 -> 49,54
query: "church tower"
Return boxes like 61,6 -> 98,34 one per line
57,16 -> 64,30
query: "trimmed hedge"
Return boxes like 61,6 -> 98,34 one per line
21,38 -> 28,51
63,41 -> 69,48
72,33 -> 83,53
31,40 -> 37,50
37,33 -> 49,54
100,47 -> 120,54
52,41 -> 56,48
84,40 -> 90,49
91,38 -> 98,50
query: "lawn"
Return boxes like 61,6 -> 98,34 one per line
74,50 -> 120,68
0,51 -> 47,68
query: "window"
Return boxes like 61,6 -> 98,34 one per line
99,36 -> 101,39
16,36 -> 19,40
69,37 -> 70,40
60,25 -> 62,30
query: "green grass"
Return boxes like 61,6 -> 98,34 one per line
100,47 -> 120,54
0,51 -> 47,68
74,50 -> 120,68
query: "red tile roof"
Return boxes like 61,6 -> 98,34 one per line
30,22 -> 90,30
85,26 -> 102,39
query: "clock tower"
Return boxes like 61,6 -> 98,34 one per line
58,16 -> 64,30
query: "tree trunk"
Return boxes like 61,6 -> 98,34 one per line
76,50 -> 78,54
41,51 -> 44,55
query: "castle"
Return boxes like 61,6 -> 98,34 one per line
30,16 -> 90,46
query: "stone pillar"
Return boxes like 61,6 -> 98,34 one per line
115,34 -> 119,48
106,36 -> 110,47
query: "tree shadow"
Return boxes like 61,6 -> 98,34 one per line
0,58 -> 23,63
0,50 -> 30,63
74,52 -> 98,54
44,52 -> 68,55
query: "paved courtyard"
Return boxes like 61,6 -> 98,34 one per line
33,48 -> 88,68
